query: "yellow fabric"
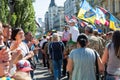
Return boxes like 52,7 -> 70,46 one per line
110,21 -> 120,31
77,8 -> 96,24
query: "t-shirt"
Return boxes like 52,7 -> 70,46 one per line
62,31 -> 70,41
69,26 -> 79,42
17,42 -> 29,57
106,42 -> 120,76
49,42 -> 64,60
69,48 -> 99,80
40,39 -> 47,48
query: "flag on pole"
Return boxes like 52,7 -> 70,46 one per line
98,7 -> 110,27
77,0 -> 96,24
95,8 -> 106,25
109,14 -> 120,30
98,7 -> 108,14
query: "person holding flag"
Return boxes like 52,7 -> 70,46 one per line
67,19 -> 80,52
65,19 -> 79,79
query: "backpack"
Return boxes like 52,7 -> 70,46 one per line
49,42 -> 64,60
42,41 -> 48,49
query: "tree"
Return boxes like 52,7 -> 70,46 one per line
0,0 -> 36,34
0,0 -> 9,23
13,0 -> 36,34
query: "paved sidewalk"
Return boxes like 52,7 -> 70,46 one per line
34,64 -> 68,80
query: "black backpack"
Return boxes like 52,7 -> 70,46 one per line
42,41 -> 48,49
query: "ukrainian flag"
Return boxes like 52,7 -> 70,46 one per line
96,8 -> 106,25
109,14 -> 120,31
77,0 -> 96,24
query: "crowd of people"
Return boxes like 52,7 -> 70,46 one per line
0,18 -> 120,80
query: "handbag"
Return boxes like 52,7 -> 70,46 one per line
94,51 -> 104,80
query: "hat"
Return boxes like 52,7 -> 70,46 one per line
68,19 -> 76,23
85,25 -> 93,33
16,60 -> 33,72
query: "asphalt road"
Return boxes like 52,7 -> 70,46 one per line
34,64 -> 68,80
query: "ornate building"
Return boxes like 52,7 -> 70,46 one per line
44,12 -> 49,32
44,0 -> 65,32
53,6 -> 65,31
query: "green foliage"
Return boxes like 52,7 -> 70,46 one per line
10,13 -> 17,27
13,0 -> 36,34
0,0 -> 36,34
0,0 -> 9,23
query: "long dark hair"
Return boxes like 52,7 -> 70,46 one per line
112,30 -> 120,59
11,28 -> 23,40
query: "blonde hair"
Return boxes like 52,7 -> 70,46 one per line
13,71 -> 32,80
52,33 -> 60,41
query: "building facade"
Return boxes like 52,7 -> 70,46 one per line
64,0 -> 78,16
101,0 -> 120,19
48,0 -> 58,30
44,0 -> 65,32
53,7 -> 65,31
44,12 -> 49,32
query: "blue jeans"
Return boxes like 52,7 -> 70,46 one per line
52,59 -> 62,80
34,54 -> 39,63
106,74 -> 120,80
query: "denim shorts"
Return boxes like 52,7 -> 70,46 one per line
106,74 -> 120,80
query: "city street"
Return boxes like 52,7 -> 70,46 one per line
34,64 -> 53,80
34,63 -> 68,80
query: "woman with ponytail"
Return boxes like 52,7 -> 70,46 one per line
67,33 -> 104,80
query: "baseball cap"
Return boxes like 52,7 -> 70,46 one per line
68,19 -> 76,23
16,60 -> 33,72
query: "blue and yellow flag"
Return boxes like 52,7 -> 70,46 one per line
109,14 -> 120,31
96,8 -> 106,25
77,0 -> 96,24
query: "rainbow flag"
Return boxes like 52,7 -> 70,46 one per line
77,0 -> 96,24
109,14 -> 120,30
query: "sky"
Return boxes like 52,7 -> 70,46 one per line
33,0 -> 66,22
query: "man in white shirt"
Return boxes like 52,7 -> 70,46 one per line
40,36 -> 47,48
39,35 -> 47,67
68,19 -> 79,42
65,19 -> 80,79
